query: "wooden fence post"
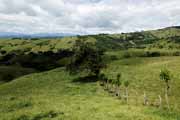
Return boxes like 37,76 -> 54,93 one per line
143,91 -> 148,106
158,95 -> 162,108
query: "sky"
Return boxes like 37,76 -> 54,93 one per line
0,0 -> 180,34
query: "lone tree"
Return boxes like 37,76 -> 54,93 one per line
124,80 -> 130,104
66,39 -> 106,77
115,73 -> 122,97
160,68 -> 172,109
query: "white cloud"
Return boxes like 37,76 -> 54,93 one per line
0,0 -> 179,34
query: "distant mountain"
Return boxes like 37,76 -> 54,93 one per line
0,32 -> 76,38
0,32 -> 27,38
166,26 -> 180,29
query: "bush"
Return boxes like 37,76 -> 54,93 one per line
16,115 -> 30,120
145,51 -> 161,57
2,74 -> 14,82
173,51 -> 180,56
110,55 -> 118,60
32,111 -> 59,120
122,51 -> 131,58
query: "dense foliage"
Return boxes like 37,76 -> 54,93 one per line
66,40 -> 106,76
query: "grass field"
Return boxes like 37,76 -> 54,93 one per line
0,56 -> 180,120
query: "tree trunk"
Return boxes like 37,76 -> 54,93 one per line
143,91 -> 148,106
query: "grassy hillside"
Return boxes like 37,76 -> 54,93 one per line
0,56 -> 180,120
0,37 -> 77,53
148,26 -> 180,39
0,26 -> 180,120
0,26 -> 180,53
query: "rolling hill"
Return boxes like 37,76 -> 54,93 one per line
0,26 -> 180,53
0,26 -> 180,120
0,56 -> 180,120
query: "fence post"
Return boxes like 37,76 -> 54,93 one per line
158,95 -> 162,108
143,91 -> 148,106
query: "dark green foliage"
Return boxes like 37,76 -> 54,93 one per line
2,101 -> 32,113
160,68 -> 171,83
30,38 -> 40,40
0,50 -> 6,55
110,55 -> 119,60
0,66 -> 36,82
122,51 -> 131,58
16,115 -> 29,120
99,73 -> 107,83
15,111 -> 59,120
116,73 -> 122,86
12,101 -> 32,110
145,51 -> 161,57
73,75 -> 99,83
2,74 -> 14,82
12,38 -> 21,40
124,80 -> 130,87
32,111 -> 59,120
108,79 -> 113,84
0,49 -> 73,82
160,68 -> 172,109
160,68 -> 171,91
67,40 -> 106,76
0,50 -> 73,71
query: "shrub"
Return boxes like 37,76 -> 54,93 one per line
32,111 -> 59,120
122,51 -> 131,58
16,115 -> 30,120
110,55 -> 118,60
146,51 -> 161,57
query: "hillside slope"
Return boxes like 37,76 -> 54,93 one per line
1,26 -> 180,53
0,56 -> 180,120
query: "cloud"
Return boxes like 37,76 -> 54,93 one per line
0,0 -> 179,34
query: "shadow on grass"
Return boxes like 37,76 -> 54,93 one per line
72,75 -> 99,83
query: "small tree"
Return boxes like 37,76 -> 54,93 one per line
124,80 -> 130,103
98,73 -> 106,86
160,68 -> 171,109
115,73 -> 122,97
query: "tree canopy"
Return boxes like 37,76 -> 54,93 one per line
66,40 -> 106,76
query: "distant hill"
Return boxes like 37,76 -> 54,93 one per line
0,26 -> 180,52
0,32 -> 27,38
0,32 -> 76,38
